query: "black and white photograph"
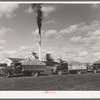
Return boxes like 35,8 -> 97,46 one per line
1,1 -> 100,94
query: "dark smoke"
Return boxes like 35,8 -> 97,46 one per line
32,4 -> 43,37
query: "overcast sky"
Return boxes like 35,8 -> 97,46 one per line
0,3 -> 100,62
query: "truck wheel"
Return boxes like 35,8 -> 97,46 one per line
31,72 -> 38,77
3,71 -> 10,78
93,70 -> 97,73
77,71 -> 81,74
57,71 -> 63,75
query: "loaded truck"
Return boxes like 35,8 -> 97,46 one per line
92,63 -> 100,73
51,61 -> 87,75
0,59 -> 46,78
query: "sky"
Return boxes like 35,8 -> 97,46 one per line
0,3 -> 100,62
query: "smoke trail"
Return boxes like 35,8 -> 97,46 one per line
32,4 -> 43,37
32,4 -> 43,60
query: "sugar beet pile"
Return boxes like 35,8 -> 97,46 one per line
20,59 -> 45,66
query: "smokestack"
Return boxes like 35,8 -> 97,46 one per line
32,4 -> 43,61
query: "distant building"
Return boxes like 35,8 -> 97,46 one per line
42,57 -> 46,61
25,52 -> 38,60
0,57 -> 25,66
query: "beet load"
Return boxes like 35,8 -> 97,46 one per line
20,59 -> 46,66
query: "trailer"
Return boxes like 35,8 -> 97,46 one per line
51,61 -> 87,75
0,59 -> 46,78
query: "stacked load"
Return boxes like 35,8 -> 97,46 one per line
68,61 -> 82,66
20,59 -> 46,66
94,59 -> 100,64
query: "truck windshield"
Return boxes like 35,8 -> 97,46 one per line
15,63 -> 21,67
11,63 -> 21,67
11,63 -> 14,67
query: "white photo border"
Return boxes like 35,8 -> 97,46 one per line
0,1 -> 100,99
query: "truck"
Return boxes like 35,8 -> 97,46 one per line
0,59 -> 46,78
92,63 -> 100,73
51,61 -> 87,75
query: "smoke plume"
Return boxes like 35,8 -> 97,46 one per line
32,4 -> 43,37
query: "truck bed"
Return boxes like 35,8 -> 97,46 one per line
21,65 -> 46,72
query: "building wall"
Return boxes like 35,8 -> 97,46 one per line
0,58 -> 13,66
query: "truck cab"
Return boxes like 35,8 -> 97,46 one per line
10,63 -> 22,74
1,63 -> 22,78
52,62 -> 68,75
92,63 -> 100,73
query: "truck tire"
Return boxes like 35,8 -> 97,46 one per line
3,71 -> 10,78
77,71 -> 81,74
57,71 -> 63,75
93,70 -> 97,73
31,72 -> 38,77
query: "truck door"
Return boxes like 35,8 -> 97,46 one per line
96,64 -> 100,72
13,63 -> 22,74
62,63 -> 68,72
